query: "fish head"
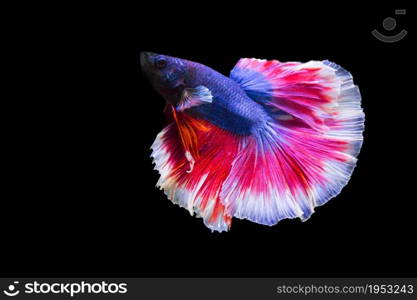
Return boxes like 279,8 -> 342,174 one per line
140,52 -> 188,104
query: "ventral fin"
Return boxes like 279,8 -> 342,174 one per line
176,85 -> 213,111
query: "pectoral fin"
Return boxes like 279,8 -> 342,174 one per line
176,85 -> 213,111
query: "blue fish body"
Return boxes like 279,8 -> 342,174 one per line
184,62 -> 270,135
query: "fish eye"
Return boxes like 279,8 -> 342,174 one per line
155,58 -> 167,69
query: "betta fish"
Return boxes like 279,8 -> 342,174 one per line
140,52 -> 364,232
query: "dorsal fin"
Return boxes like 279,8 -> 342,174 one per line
230,58 -> 351,132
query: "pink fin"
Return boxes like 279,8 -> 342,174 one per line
222,58 -> 364,224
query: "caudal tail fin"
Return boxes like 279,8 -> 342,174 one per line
224,58 -> 364,223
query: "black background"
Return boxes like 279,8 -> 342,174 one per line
3,4 -> 415,278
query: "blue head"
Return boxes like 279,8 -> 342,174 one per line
140,52 -> 191,104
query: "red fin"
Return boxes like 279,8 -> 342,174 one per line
151,108 -> 237,232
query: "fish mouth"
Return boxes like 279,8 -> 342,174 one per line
139,51 -> 158,72
139,51 -> 150,71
